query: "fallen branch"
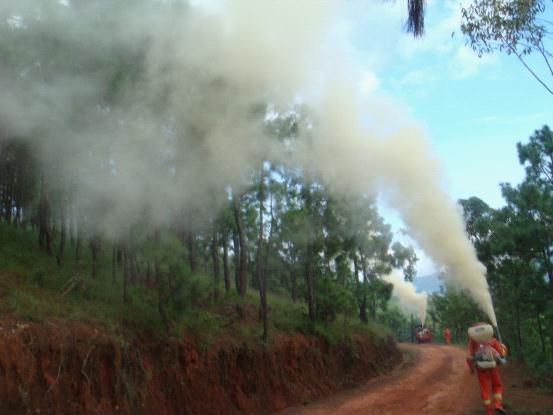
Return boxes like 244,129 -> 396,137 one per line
59,272 -> 86,298
43,356 -> 64,400
81,343 -> 96,385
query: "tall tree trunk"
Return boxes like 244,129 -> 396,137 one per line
15,206 -> 21,228
542,248 -> 553,298
232,194 -> 247,297
129,249 -> 137,284
212,230 -> 220,301
112,244 -> 117,285
90,237 -> 100,278
305,244 -> 316,322
516,305 -> 524,361
69,209 -> 75,246
290,267 -> 297,302
146,261 -> 152,287
303,184 -> 317,323
203,248 -> 209,276
75,218 -> 82,261
371,295 -> 377,322
232,230 -> 240,293
222,227 -> 230,294
123,243 -> 129,302
262,189 -> 275,290
536,308 -> 546,355
56,202 -> 66,267
257,167 -> 268,341
187,232 -> 197,273
153,231 -> 169,330
353,255 -> 364,322
158,278 -> 170,330
5,189 -> 12,224
359,257 -> 368,324
38,174 -> 53,254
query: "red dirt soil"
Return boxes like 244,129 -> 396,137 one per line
282,343 -> 483,415
499,360 -> 553,414
282,343 -> 553,415
0,317 -> 401,415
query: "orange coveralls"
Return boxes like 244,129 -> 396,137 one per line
467,338 -> 506,415
443,327 -> 451,345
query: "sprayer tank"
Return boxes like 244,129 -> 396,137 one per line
468,323 -> 493,343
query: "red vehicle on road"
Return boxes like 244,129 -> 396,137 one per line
415,326 -> 432,343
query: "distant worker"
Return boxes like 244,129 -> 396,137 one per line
443,326 -> 451,345
466,322 -> 508,415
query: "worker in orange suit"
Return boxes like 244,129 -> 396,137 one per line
466,322 -> 507,415
443,326 -> 451,345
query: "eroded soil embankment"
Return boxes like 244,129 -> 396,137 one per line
0,318 -> 401,415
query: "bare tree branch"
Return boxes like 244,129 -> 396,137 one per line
507,43 -> 553,95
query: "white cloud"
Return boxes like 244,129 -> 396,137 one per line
449,45 -> 497,79
394,67 -> 440,87
360,71 -> 380,94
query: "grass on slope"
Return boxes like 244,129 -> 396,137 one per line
0,222 -> 388,346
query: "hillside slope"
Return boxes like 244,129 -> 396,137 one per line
0,317 -> 400,414
0,224 -> 402,414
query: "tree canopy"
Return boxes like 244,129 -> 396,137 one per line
461,0 -> 553,94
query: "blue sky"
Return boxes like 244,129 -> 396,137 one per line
338,0 -> 552,278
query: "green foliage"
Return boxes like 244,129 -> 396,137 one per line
461,0 -> 552,94
458,126 -> 553,388
7,290 -> 67,321
461,0 -> 548,56
429,290 -> 484,343
378,304 -> 412,342
391,242 -> 418,282
315,275 -> 356,323
517,126 -> 553,185
269,293 -> 308,332
0,222 -> 396,350
0,139 -> 39,220
308,321 -> 345,346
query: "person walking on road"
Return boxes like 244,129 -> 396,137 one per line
466,322 -> 507,415
443,326 -> 451,345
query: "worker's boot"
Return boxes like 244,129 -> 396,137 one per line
494,392 -> 506,414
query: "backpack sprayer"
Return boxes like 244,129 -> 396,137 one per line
468,322 -> 507,369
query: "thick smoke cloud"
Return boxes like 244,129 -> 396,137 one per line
0,0 -> 331,235
383,271 -> 427,324
0,0 -> 496,325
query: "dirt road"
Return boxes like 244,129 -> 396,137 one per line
281,343 -> 483,415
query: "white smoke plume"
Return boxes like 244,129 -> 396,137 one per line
383,271 -> 427,325
295,82 -> 498,326
0,0 -> 497,324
